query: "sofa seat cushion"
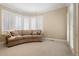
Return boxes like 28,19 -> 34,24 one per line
32,35 -> 42,38
14,35 -> 23,40
8,36 -> 16,41
22,35 -> 32,39
8,35 -> 22,41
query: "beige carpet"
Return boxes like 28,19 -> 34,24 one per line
0,39 -> 73,56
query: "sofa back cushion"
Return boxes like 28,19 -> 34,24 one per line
32,30 -> 41,35
10,31 -> 19,36
9,30 -> 41,36
32,31 -> 37,35
22,30 -> 32,35
37,30 -> 41,35
17,30 -> 23,35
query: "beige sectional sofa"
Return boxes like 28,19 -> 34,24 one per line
5,30 -> 43,47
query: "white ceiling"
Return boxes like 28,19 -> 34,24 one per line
0,3 -> 67,14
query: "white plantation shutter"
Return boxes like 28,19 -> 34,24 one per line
15,15 -> 23,30
2,9 -> 43,33
37,16 -> 43,30
2,9 -> 15,33
30,16 -> 37,30
23,16 -> 30,30
30,16 -> 43,30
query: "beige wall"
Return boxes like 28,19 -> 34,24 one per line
43,7 -> 67,39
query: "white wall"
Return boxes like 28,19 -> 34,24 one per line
67,3 -> 76,54
70,4 -> 74,49
67,6 -> 70,43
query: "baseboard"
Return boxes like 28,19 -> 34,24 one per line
43,37 -> 66,42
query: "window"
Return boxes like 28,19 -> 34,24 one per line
23,16 -> 30,30
2,9 -> 43,33
37,16 -> 43,30
30,16 -> 37,30
2,9 -> 15,33
15,15 -> 23,30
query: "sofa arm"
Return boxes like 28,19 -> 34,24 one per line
5,34 -> 11,44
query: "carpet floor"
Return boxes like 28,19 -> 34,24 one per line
0,39 -> 73,56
